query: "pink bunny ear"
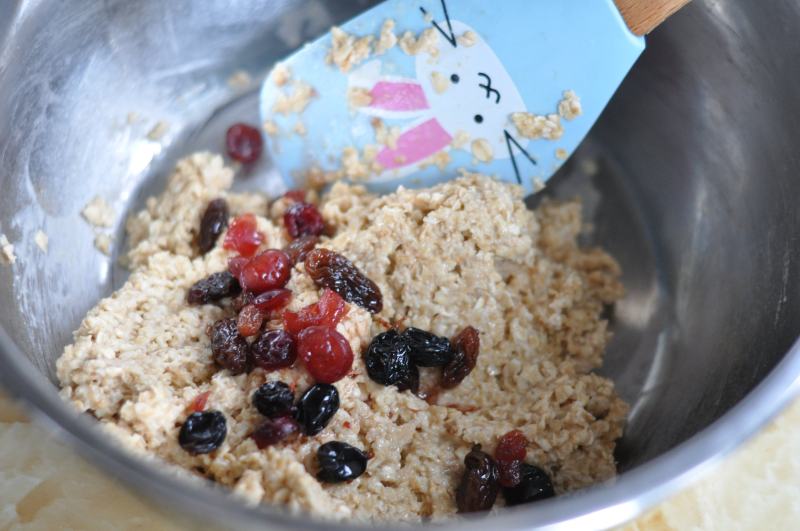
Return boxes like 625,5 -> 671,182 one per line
368,81 -> 430,112
376,118 -> 452,169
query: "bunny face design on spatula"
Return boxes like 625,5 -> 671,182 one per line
349,20 -> 526,176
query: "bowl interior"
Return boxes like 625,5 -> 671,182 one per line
1,0 -> 799,526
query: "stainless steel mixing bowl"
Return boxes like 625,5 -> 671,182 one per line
1,1 -> 799,529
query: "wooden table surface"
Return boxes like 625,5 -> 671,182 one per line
0,394 -> 797,530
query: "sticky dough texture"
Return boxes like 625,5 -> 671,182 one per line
57,152 -> 627,521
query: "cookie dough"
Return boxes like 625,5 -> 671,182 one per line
57,152 -> 626,521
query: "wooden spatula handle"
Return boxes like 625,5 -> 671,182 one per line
613,0 -> 691,35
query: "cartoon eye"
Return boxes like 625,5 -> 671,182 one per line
450,74 -> 460,83
478,72 -> 501,104
474,114 -> 484,124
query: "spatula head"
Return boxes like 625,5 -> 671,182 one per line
260,0 -> 644,194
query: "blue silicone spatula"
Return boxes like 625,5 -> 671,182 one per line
259,0 -> 689,194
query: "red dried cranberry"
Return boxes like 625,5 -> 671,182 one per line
237,304 -> 265,337
297,326 -> 353,383
225,123 -> 263,164
209,318 -> 251,375
284,235 -> 319,264
251,329 -> 297,371
252,415 -> 300,449
198,198 -> 229,254
284,201 -> 325,239
228,255 -> 250,278
441,326 -> 480,389
316,289 -> 347,321
252,288 -> 292,314
493,430 -> 528,487
188,391 -> 211,413
239,250 -> 291,294
305,248 -> 382,313
283,190 -> 307,203
223,214 -> 264,257
283,289 -> 346,336
282,312 -> 304,336
497,459 -> 523,488
231,290 -> 255,312
495,430 -> 528,463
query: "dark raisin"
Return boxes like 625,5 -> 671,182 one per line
441,326 -> 480,389
284,234 -> 319,264
252,415 -> 300,449
198,198 -> 229,254
209,318 -> 251,375
402,327 -> 454,367
364,330 -> 412,387
284,201 -> 325,239
316,441 -> 368,483
252,381 -> 295,418
187,271 -> 241,305
502,463 -> 554,506
179,411 -> 227,455
251,329 -> 296,371
305,248 -> 382,313
225,123 -> 263,164
295,383 -> 339,436
396,362 -> 420,395
456,445 -> 499,513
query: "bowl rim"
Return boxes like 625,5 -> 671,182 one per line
1,324 -> 798,530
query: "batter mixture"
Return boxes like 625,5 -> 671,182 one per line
57,152 -> 627,520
